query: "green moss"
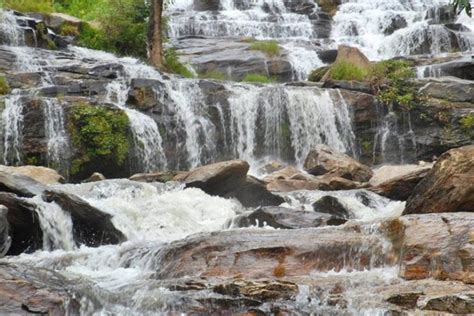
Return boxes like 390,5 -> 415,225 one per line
308,66 -> 330,82
69,103 -> 130,174
328,61 -> 369,81
59,23 -> 80,36
460,114 -> 474,133
199,70 -> 228,81
242,73 -> 275,84
163,48 -> 195,78
249,40 -> 280,57
24,155 -> 39,166
0,76 -> 10,95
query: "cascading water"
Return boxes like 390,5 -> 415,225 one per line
44,98 -> 70,174
2,93 -> 24,165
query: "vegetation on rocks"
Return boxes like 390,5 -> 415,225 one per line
249,40 -> 281,57
2,0 -> 55,13
460,114 -> 474,133
328,61 -> 369,81
199,70 -> 228,81
242,73 -> 275,84
0,76 -> 10,95
68,103 -> 130,175
163,48 -> 195,78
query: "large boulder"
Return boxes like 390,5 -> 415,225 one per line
369,166 -> 432,201
419,78 -> 474,103
179,160 -> 283,207
0,165 -> 64,185
303,145 -> 373,182
393,213 -> 474,283
0,193 -> 43,255
0,170 -> 46,197
42,191 -> 126,247
232,206 -> 346,229
404,145 -> 474,214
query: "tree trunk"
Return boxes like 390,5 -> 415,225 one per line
149,0 -> 164,68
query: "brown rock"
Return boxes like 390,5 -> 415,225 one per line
82,172 -> 106,183
419,292 -> 474,314
266,175 -> 358,192
334,45 -> 371,69
130,171 -> 186,183
404,145 -> 474,214
370,167 -> 431,201
303,145 -> 373,182
0,170 -> 46,197
397,213 -> 474,283
213,279 -> 298,301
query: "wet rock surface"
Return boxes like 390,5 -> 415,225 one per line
42,190 -> 126,247
404,145 -> 474,214
0,170 -> 46,198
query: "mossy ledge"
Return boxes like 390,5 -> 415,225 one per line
67,103 -> 131,180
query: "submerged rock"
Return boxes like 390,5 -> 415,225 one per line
42,190 -> 126,247
304,145 -> 373,182
312,195 -> 353,219
82,172 -> 106,183
404,145 -> 474,214
0,192 -> 43,255
232,206 -> 346,229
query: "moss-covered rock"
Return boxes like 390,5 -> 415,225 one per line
68,103 -> 131,180
308,66 -> 330,82
0,76 -> 10,95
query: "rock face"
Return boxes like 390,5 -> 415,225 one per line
42,190 -> 126,247
0,165 -> 65,185
304,145 -> 373,182
0,263 -> 80,315
404,145 -> 474,214
232,206 -> 346,229
0,206 -> 11,257
179,160 -> 284,207
396,213 -> 474,283
370,167 -> 431,201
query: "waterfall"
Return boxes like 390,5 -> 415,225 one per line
44,98 -> 70,174
0,10 -> 25,46
105,81 -> 167,172
282,42 -> 324,81
2,93 -> 24,165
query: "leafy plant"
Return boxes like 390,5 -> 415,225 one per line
452,0 -> 472,17
249,40 -> 280,57
69,103 -> 130,174
242,73 -> 275,84
460,114 -> 474,132
163,48 -> 195,78
59,23 -> 80,36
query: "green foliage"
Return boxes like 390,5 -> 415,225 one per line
59,23 -> 80,36
242,73 -> 275,84
0,76 -> 10,95
53,0 -> 109,21
2,0 -> 54,13
76,22 -> 110,51
460,114 -> 474,132
452,0 -> 472,17
163,48 -> 195,78
328,61 -> 369,81
69,103 -> 130,174
249,40 -> 280,57
370,60 -> 416,111
199,70 -> 228,81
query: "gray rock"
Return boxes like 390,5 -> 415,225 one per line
0,206 -> 11,257
312,195 -> 353,219
233,206 -> 346,229
0,170 -> 46,198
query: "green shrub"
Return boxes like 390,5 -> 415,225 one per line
59,23 -> 80,36
163,48 -> 195,78
53,0 -> 109,21
199,70 -> 228,81
242,73 -> 275,84
69,103 -> 130,174
3,0 -> 54,13
460,114 -> 474,132
0,76 -> 10,95
328,61 -> 368,81
370,60 -> 416,110
249,40 -> 280,57
76,22 -> 111,51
